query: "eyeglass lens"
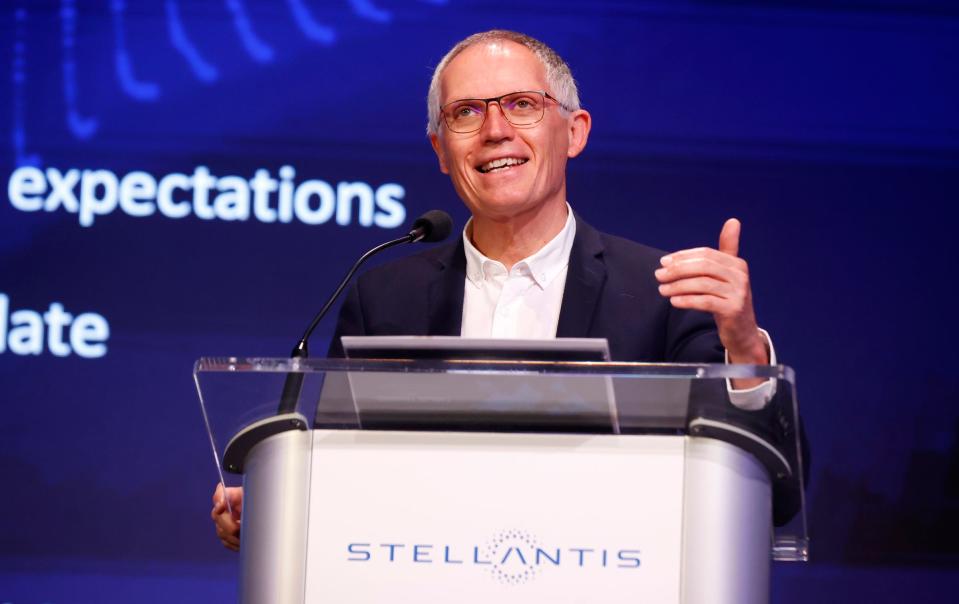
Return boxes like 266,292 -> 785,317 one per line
444,91 -> 546,133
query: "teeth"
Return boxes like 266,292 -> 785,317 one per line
479,157 -> 527,173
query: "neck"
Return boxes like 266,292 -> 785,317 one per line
469,199 -> 569,270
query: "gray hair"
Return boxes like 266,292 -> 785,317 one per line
426,30 -> 581,136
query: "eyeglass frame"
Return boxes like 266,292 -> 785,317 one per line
437,90 -> 573,134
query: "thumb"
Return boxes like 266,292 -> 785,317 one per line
719,218 -> 741,257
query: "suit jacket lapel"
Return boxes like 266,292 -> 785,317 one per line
556,214 -> 607,338
427,238 -> 466,336
424,215 -> 605,338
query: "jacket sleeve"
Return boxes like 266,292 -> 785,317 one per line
665,305 -> 725,363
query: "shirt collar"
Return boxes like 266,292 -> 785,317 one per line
462,203 -> 577,289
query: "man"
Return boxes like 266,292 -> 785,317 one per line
212,30 -> 775,551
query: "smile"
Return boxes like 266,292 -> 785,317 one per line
476,157 -> 528,173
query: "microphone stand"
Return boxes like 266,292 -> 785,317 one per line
276,233 -> 415,414
221,211 -> 452,473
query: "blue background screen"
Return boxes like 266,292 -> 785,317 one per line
1,1 -> 957,602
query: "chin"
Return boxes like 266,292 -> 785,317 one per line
471,185 -> 535,209
473,199 -> 543,222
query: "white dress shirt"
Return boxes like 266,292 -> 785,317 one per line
459,204 -> 775,409
461,208 -> 576,339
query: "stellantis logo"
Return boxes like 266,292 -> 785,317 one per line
347,529 -> 641,586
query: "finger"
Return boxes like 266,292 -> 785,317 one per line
658,276 -> 732,299
661,247 -> 745,270
226,486 -> 242,503
218,530 -> 240,550
216,518 -> 240,539
666,294 -> 727,313
212,482 -> 224,506
660,247 -> 710,265
221,538 -> 240,552
212,490 -> 239,521
226,487 -> 243,517
212,502 -> 231,522
214,513 -> 241,543
719,218 -> 740,257
656,256 -> 742,285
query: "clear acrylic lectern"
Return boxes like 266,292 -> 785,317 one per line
195,356 -> 807,604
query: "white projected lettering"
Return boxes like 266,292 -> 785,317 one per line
79,169 -> 120,226
0,293 -> 110,359
118,170 -> 158,217
294,179 -> 336,225
374,183 -> 406,228
6,166 -> 407,228
336,181 -> 375,226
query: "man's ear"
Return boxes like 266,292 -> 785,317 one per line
566,109 -> 591,159
429,133 -> 450,174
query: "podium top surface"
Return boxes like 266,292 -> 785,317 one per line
195,355 -> 795,380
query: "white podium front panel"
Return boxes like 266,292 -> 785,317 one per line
304,430 -> 686,603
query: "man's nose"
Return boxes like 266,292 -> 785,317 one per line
481,102 -> 514,140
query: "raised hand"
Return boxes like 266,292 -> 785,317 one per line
655,218 -> 769,367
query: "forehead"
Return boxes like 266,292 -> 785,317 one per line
439,40 -> 548,102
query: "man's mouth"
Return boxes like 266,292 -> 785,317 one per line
476,157 -> 528,173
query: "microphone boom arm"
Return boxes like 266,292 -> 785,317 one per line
293,234 -> 412,359
276,234 -> 411,414
276,209 -> 452,415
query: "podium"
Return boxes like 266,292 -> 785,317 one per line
195,356 -> 807,604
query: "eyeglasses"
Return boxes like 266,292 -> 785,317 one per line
438,90 -> 570,134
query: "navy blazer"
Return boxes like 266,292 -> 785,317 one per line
328,214 -> 724,362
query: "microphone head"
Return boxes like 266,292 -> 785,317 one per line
411,210 -> 454,243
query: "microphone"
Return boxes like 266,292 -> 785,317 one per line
277,210 -> 453,413
410,209 -> 453,243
